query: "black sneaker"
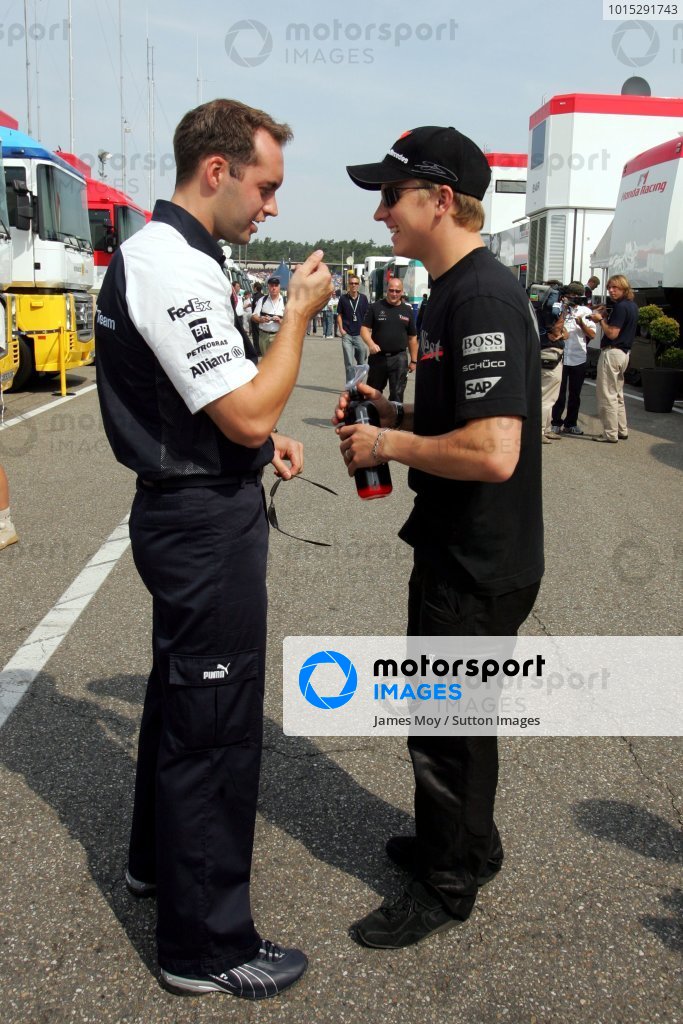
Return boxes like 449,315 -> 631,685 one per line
160,941 -> 307,1000
385,835 -> 502,887
124,868 -> 156,898
352,882 -> 460,949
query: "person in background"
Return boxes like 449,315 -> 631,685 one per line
549,282 -> 594,436
361,277 -> 418,403
250,281 -> 263,353
252,276 -> 285,354
416,292 -> 429,334
585,276 -> 600,308
336,274 -> 369,382
0,463 -> 18,550
589,274 -> 638,443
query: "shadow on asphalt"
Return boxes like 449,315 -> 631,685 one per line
649,440 -> 683,473
574,799 -> 683,953
0,673 -> 411,973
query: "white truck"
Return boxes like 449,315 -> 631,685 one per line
0,138 -> 18,391
0,120 -> 95,388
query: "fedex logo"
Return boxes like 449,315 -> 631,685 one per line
167,297 -> 212,321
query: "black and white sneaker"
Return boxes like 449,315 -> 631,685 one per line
160,940 -> 307,1000
124,868 -> 156,898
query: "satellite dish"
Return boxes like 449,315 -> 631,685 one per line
345,256 -> 354,266
621,77 -> 651,96
221,244 -> 233,259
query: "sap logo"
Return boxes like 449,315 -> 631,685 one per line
462,332 -> 505,355
465,376 -> 501,399
203,662 -> 231,680
462,359 -> 506,372
167,297 -> 212,321
96,309 -> 116,330
188,317 -> 212,342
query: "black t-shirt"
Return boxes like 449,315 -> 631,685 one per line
400,247 -> 544,596
364,299 -> 417,354
603,297 -> 638,351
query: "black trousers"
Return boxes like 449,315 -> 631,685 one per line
406,551 -> 540,919
551,362 -> 586,428
367,351 -> 409,402
128,478 -> 268,975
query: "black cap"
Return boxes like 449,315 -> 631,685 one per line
267,276 -> 280,285
346,126 -> 491,201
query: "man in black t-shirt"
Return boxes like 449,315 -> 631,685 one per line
336,125 -> 543,950
361,277 -> 418,401
588,274 -> 639,442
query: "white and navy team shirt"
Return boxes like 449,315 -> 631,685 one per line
95,200 -> 274,480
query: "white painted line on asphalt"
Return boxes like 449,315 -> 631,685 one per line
0,515 -> 130,731
583,380 -> 683,415
0,383 -> 98,430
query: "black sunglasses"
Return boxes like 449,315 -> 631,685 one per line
380,185 -> 428,208
267,475 -> 338,546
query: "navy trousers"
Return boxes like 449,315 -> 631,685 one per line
406,551 -> 540,920
128,478 -> 267,976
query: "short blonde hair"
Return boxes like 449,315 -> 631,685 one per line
414,179 -> 484,231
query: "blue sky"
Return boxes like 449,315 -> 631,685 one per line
2,0 -> 682,242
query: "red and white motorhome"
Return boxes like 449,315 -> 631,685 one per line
61,153 -> 149,292
607,136 -> 683,320
525,93 -> 683,288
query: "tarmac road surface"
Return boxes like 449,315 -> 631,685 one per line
0,341 -> 681,1024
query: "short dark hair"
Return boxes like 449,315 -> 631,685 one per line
173,98 -> 293,187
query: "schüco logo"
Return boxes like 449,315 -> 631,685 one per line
462,331 -> 505,355
225,20 -> 273,67
299,650 -> 358,709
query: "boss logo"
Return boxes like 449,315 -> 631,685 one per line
462,332 -> 505,355
167,297 -> 212,321
465,376 -> 501,399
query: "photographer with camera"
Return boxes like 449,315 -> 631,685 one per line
549,282 -> 595,436
539,282 -> 568,444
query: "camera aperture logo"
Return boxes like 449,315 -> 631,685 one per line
299,651 -> 358,710
612,20 -> 660,67
225,20 -> 273,67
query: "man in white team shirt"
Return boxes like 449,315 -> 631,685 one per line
252,275 -> 285,353
549,282 -> 595,436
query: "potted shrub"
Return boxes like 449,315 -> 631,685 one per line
640,316 -> 683,412
659,346 -> 683,400
637,304 -> 664,337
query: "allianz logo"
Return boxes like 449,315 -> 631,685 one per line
203,662 -> 231,680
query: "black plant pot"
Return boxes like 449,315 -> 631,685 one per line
641,367 -> 683,413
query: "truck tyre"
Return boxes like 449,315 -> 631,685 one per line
10,335 -> 35,390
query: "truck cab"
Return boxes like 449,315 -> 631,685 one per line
0,122 -> 95,388
0,138 -> 18,390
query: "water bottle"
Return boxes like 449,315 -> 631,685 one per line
344,366 -> 392,500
